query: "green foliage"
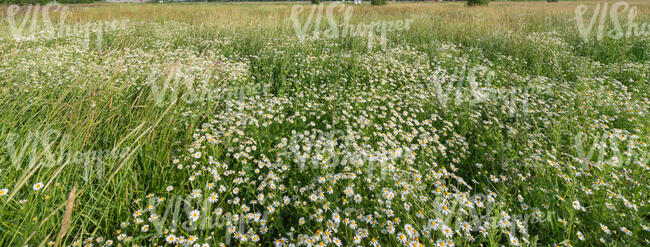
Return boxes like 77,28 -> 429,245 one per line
467,0 -> 489,6
548,0 -> 559,2
3,0 -> 48,4
371,0 -> 386,6
311,0 -> 319,5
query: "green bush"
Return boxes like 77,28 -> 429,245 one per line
311,0 -> 319,5
371,0 -> 386,6
3,0 -> 48,4
547,0 -> 559,2
467,0 -> 489,6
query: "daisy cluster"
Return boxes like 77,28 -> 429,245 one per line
121,79 -> 486,246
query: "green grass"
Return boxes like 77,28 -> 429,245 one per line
0,1 -> 648,246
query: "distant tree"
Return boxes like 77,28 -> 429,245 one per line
371,0 -> 386,5
467,0 -> 489,6
311,0 -> 319,4
547,0 -> 559,2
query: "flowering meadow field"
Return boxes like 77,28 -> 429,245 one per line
0,1 -> 649,246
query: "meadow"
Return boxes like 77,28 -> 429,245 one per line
0,1 -> 649,246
